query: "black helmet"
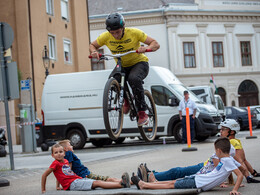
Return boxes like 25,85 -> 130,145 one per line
106,13 -> 125,31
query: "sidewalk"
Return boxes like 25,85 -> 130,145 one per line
45,187 -> 200,195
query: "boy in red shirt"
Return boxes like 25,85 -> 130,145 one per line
41,144 -> 130,193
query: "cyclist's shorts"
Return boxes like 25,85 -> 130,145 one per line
87,172 -> 109,181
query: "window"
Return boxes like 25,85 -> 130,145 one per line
63,40 -> 71,63
46,0 -> 54,15
91,49 -> 105,70
61,0 -> 69,20
240,41 -> 252,66
151,86 -> 175,106
212,42 -> 224,67
183,42 -> 196,68
48,35 -> 56,60
225,107 -> 232,115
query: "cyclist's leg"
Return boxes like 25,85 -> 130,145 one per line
126,62 -> 149,111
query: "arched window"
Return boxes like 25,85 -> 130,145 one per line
238,80 -> 259,107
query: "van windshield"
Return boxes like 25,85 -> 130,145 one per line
169,84 -> 201,103
216,96 -> 224,110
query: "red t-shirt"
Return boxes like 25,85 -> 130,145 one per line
50,159 -> 82,190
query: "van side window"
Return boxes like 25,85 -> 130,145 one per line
151,86 -> 175,106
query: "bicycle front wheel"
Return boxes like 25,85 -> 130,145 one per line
103,78 -> 124,140
138,90 -> 157,141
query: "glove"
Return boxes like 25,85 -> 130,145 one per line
247,176 -> 260,183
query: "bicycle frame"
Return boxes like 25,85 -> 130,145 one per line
90,49 -> 152,119
108,56 -> 138,119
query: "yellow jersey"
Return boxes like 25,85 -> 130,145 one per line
230,139 -> 243,150
97,28 -> 148,67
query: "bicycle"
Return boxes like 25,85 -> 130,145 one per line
89,49 -> 157,141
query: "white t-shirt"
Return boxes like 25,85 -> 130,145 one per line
195,156 -> 241,191
197,144 -> 236,175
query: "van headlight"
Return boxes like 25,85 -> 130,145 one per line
197,107 -> 209,114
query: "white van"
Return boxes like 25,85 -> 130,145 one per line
41,66 -> 219,148
214,94 -> 225,120
188,86 -> 225,120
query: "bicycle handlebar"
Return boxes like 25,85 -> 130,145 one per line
88,49 -> 153,59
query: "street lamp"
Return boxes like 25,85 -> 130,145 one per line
42,45 -> 50,78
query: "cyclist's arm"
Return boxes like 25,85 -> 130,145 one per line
89,40 -> 101,58
138,36 -> 160,53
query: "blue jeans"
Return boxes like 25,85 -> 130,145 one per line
182,115 -> 195,143
153,163 -> 203,181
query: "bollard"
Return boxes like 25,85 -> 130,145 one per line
182,107 -> 197,152
246,106 -> 257,139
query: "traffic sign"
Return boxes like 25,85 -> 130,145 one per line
21,80 -> 31,91
0,22 -> 14,50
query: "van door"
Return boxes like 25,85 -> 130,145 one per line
150,85 -> 179,136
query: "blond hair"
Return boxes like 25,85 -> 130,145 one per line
51,144 -> 63,154
58,139 -> 70,148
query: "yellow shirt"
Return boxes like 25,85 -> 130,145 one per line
97,28 -> 148,67
230,139 -> 243,150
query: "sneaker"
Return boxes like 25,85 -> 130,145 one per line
123,99 -> 130,114
121,172 -> 131,188
137,111 -> 149,126
247,176 -> 260,183
137,164 -> 148,182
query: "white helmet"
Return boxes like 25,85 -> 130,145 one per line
220,119 -> 240,134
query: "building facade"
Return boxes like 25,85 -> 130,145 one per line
0,0 -> 91,144
89,0 -> 260,108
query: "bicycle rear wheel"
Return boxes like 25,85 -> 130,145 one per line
138,90 -> 157,141
103,78 -> 124,140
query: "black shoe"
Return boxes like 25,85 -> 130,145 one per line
252,170 -> 260,177
247,176 -> 260,183
131,173 -> 141,190
137,166 -> 143,181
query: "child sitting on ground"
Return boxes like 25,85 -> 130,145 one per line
131,137 -> 243,195
58,140 -> 121,184
41,144 -> 130,193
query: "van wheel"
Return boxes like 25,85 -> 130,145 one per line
91,139 -> 113,147
114,137 -> 125,144
173,122 -> 182,143
67,129 -> 86,149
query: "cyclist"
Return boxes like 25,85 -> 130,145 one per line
89,12 -> 160,126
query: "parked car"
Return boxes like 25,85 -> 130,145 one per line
225,106 -> 258,130
241,106 -> 260,128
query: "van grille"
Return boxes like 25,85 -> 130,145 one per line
212,116 -> 221,124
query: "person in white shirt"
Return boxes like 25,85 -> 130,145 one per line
178,90 -> 197,143
131,137 -> 243,195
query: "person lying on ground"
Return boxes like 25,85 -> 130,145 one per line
131,137 -> 243,195
41,144 -> 130,193
137,119 -> 260,185
220,119 -> 260,184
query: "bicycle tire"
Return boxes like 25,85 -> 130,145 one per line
103,78 -> 124,140
138,90 -> 157,141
